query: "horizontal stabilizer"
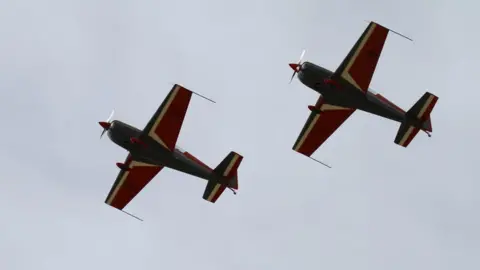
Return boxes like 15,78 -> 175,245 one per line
394,122 -> 420,147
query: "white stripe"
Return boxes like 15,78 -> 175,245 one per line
417,95 -> 434,118
341,23 -> 378,91
223,154 -> 239,177
321,104 -> 352,111
294,113 -> 321,152
106,161 -> 158,205
148,85 -> 181,149
399,126 -> 414,146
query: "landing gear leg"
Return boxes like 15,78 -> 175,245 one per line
228,187 -> 237,195
424,130 -> 431,137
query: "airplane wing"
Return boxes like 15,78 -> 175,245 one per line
293,96 -> 355,157
105,154 -> 164,210
141,84 -> 192,151
332,22 -> 389,93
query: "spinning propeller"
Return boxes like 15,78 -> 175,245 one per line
99,109 -> 115,138
289,49 -> 306,83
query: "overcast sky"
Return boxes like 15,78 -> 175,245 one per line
0,0 -> 478,269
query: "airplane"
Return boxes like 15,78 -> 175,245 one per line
288,21 -> 438,164
98,84 -> 243,219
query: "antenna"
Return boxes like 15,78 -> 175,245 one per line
169,82 -> 216,103
120,209 -> 144,222
308,156 -> 332,168
191,90 -> 216,104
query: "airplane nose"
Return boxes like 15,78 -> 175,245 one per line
99,121 -> 111,129
289,63 -> 299,71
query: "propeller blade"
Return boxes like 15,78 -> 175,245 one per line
289,71 -> 296,83
100,109 -> 115,139
106,109 -> 115,123
100,129 -> 107,138
289,49 -> 306,83
298,49 -> 305,63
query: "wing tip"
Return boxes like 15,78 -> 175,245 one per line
364,20 -> 413,41
169,83 -> 216,103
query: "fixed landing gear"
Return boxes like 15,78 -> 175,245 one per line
129,137 -> 147,148
116,162 -> 130,171
324,78 -> 341,89
308,105 -> 322,114
424,130 -> 432,137
228,187 -> 237,195
315,78 -> 341,90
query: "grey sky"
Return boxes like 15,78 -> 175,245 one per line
0,0 -> 478,269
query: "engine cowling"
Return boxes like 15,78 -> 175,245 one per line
308,105 -> 322,114
116,162 -> 130,171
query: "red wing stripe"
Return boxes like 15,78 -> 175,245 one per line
147,85 -> 192,150
338,22 -> 389,92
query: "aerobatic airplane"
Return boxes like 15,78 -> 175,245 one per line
288,21 -> 438,164
99,84 -> 243,219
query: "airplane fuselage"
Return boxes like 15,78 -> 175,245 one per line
106,120 -> 215,182
297,61 -> 407,123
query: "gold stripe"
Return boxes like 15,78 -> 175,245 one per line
294,114 -> 321,152
223,154 -> 239,177
106,161 -> 158,205
207,183 -> 221,201
341,23 -> 378,91
399,126 -> 414,146
417,95 -> 434,118
321,104 -> 352,111
148,85 -> 181,149
294,104 -> 353,152
106,171 -> 130,205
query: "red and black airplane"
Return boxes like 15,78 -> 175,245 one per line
99,84 -> 243,219
289,21 -> 438,165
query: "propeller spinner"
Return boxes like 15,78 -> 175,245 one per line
289,49 -> 306,83
99,109 -> 115,138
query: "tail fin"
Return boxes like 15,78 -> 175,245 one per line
202,151 -> 243,203
394,91 -> 438,147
